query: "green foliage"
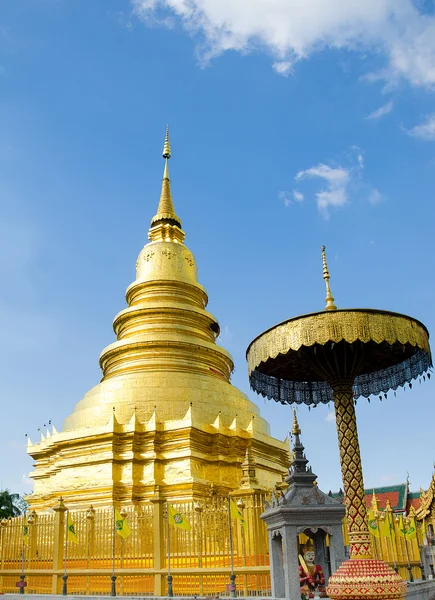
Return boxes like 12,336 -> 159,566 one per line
0,489 -> 25,518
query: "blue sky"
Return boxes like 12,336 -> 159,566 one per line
1,0 -> 434,498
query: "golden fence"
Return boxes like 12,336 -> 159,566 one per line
0,493 -> 426,596
0,494 -> 271,596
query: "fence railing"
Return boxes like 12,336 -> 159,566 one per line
0,491 -> 426,595
0,493 -> 271,596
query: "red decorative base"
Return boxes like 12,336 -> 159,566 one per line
327,559 -> 406,600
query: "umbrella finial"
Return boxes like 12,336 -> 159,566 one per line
321,245 -> 337,311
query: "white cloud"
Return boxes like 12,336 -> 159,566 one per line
366,101 -> 393,120
368,188 -> 383,204
280,189 -> 304,207
108,10 -> 134,31
272,61 -> 293,76
293,150 -> 381,217
279,191 -> 291,207
295,163 -> 350,217
406,114 -> 435,140
293,190 -> 304,202
132,0 -> 435,88
325,411 -> 336,423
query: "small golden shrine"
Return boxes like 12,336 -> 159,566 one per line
26,130 -> 289,510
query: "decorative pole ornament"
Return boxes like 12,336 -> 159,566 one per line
321,246 -> 337,311
246,247 -> 432,600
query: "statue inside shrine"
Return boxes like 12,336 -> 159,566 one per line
299,542 -> 326,598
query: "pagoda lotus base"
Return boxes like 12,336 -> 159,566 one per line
327,559 -> 407,600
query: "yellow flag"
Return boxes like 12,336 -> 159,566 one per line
388,513 -> 396,541
405,517 -> 417,541
379,514 -> 390,538
114,508 -> 131,539
230,498 -> 247,531
380,511 -> 395,539
397,515 -> 406,538
67,512 -> 78,544
420,519 -> 427,543
367,509 -> 380,538
167,504 -> 191,531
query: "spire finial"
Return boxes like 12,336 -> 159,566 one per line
321,245 -> 337,311
148,127 -> 184,243
162,125 -> 171,159
292,409 -> 301,435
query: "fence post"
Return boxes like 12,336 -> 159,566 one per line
151,487 -> 165,596
0,518 -> 8,593
85,505 -> 95,595
28,511 -> 37,571
52,497 -> 67,594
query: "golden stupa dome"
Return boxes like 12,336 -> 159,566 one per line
62,129 -> 271,437
27,129 -> 290,509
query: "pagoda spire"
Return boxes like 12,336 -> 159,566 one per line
292,408 -> 301,435
149,127 -> 185,243
285,409 -> 316,486
321,245 -> 337,311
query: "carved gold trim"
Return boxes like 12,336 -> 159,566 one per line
247,309 -> 430,374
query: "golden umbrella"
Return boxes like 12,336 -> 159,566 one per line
246,247 -> 431,600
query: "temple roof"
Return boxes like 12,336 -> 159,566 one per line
406,492 -> 422,512
332,483 -> 409,512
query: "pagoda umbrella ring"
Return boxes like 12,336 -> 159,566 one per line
247,306 -> 431,600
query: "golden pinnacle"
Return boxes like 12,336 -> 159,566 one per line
321,245 -> 337,311
292,409 -> 301,435
148,127 -> 184,241
162,126 -> 171,160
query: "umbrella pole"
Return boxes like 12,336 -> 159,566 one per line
327,379 -> 407,600
331,379 -> 372,560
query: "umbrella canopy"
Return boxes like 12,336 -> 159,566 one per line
247,308 -> 431,405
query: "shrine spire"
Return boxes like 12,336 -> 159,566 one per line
292,409 -> 301,435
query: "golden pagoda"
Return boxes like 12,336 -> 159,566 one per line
26,129 -> 289,510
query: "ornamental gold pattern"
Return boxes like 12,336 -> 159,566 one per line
247,309 -> 431,404
247,310 -> 430,376
326,559 -> 407,600
332,381 -> 372,560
